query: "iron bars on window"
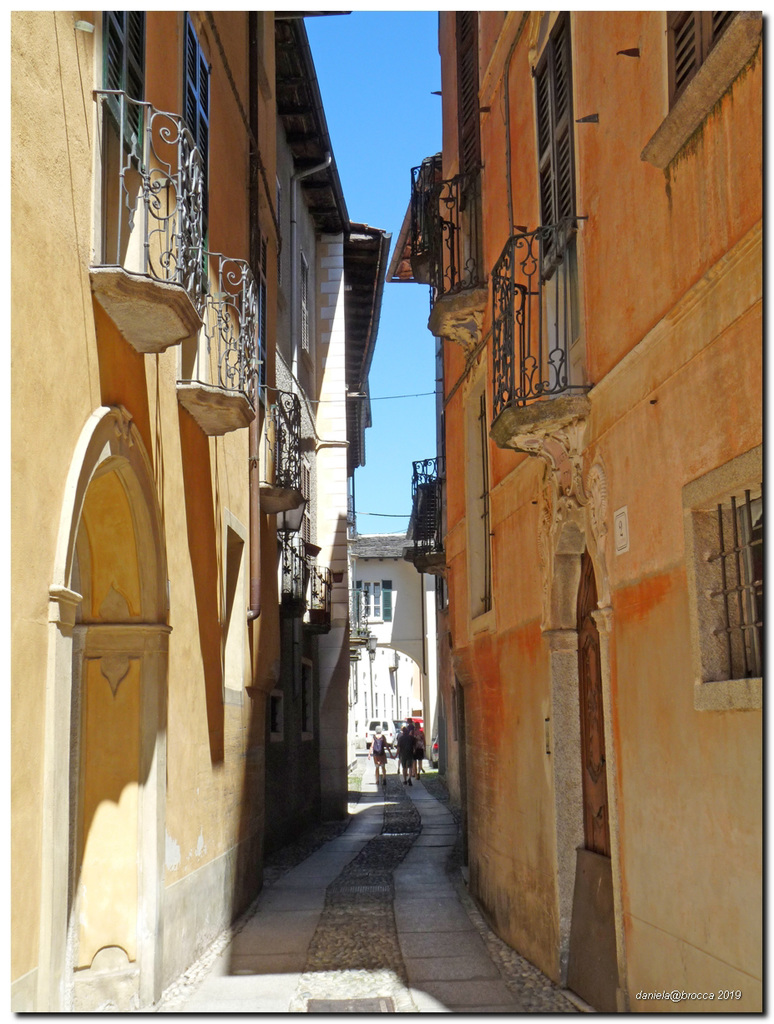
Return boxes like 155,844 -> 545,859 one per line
281,534 -> 309,613
492,219 -> 585,416
412,457 -> 445,560
410,158 -> 483,304
94,89 -> 206,310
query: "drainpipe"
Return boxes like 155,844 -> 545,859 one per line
247,12 -> 261,622
290,153 -> 331,375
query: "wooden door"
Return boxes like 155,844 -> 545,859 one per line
577,550 -> 610,857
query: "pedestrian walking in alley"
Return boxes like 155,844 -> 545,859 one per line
396,724 -> 415,786
368,727 -> 393,788
413,723 -> 426,775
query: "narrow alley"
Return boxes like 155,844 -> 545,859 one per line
155,760 -> 578,1014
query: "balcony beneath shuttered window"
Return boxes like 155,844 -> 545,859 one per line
490,222 -> 590,453
90,90 -> 205,354
176,252 -> 259,435
405,457 -> 446,575
260,390 -> 303,512
410,157 -> 487,350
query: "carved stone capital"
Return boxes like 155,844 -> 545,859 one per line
48,585 -> 83,637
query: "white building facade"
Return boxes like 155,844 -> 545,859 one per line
348,533 -> 437,753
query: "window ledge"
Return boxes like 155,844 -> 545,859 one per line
471,606 -> 496,635
641,12 -> 762,170
694,677 -> 761,712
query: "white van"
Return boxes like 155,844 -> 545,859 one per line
364,719 -> 400,750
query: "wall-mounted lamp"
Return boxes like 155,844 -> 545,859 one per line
74,19 -> 94,32
277,498 -> 306,534
367,635 -> 378,662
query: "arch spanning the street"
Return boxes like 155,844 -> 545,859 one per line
39,406 -> 169,1011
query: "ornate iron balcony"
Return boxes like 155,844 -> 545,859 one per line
350,588 -> 370,643
90,90 -> 206,352
261,390 -> 302,512
492,220 -> 589,417
410,158 -> 484,303
307,565 -> 332,634
407,456 -> 446,575
177,252 -> 260,434
281,535 -> 309,613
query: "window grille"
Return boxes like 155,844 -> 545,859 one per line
710,489 -> 762,679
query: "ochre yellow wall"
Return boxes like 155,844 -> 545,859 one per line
12,10 -> 279,995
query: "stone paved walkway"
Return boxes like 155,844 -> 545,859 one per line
155,761 -> 578,1013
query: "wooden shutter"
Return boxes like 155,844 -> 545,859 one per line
535,14 -> 575,229
668,12 -> 734,106
456,12 -> 480,177
258,235 -> 268,390
104,11 -> 145,97
382,581 -> 393,622
184,16 -> 210,227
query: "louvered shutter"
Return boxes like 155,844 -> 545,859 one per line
668,12 -> 734,106
259,235 -> 268,390
382,581 -> 393,623
184,17 -> 210,230
103,12 -> 145,148
456,12 -> 480,177
534,15 -> 576,250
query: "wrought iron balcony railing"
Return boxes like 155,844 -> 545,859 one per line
492,220 -> 587,417
350,588 -> 370,642
281,535 -> 309,613
261,391 -> 301,510
93,89 -> 206,313
307,565 -> 332,633
408,456 -> 445,574
410,158 -> 483,304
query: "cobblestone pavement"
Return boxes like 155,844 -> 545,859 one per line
155,760 -> 578,1013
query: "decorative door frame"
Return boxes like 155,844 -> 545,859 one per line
537,448 -> 628,1009
38,406 -> 169,1011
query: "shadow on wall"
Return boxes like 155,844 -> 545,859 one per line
179,405 -> 224,763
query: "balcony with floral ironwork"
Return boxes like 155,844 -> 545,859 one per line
349,588 -> 370,657
305,564 -> 332,634
90,90 -> 206,353
260,390 -> 303,512
280,534 -> 309,614
490,220 -> 591,459
176,252 -> 260,434
405,456 -> 446,575
410,154 -> 487,350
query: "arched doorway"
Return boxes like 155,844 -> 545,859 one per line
566,550 -> 617,1011
39,407 -> 169,1011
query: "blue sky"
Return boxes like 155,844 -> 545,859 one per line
306,11 -> 441,536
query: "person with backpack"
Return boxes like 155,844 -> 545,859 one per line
396,725 -> 415,786
368,727 -> 393,788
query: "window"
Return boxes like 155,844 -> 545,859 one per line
683,447 -> 762,710
382,580 -> 393,622
467,388 -> 492,618
668,12 -> 734,106
301,459 -> 311,545
535,14 -> 575,231
357,580 -> 382,620
301,659 -> 313,736
256,234 -> 268,392
102,12 -> 145,147
300,252 -> 310,354
222,518 -> 246,700
276,177 -> 283,287
269,690 -> 284,739
104,12 -> 144,98
183,16 -> 210,230
456,12 -> 480,177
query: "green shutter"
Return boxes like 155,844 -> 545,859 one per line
382,581 -> 393,622
184,16 -> 210,231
